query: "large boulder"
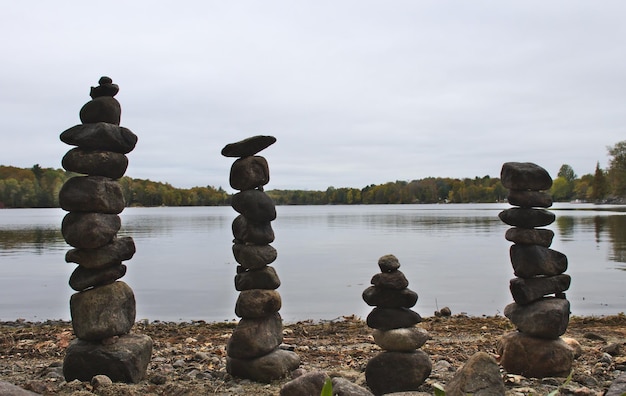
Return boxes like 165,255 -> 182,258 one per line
365,350 -> 431,395
445,352 -> 504,396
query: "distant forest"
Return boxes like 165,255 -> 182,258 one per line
1,140 -> 626,208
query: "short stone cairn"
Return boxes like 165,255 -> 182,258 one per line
59,77 -> 152,383
221,135 -> 300,382
362,254 -> 431,395
497,162 -> 574,378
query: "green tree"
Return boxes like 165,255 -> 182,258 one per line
551,177 -> 574,202
591,162 -> 609,201
607,141 -> 626,197
558,164 -> 577,181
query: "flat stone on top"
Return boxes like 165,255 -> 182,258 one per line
221,135 -> 277,157
501,162 -> 552,190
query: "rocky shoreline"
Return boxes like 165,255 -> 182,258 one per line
1,314 -> 625,395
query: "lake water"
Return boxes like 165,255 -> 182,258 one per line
1,204 -> 625,323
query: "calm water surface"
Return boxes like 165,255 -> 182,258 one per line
1,204 -> 625,322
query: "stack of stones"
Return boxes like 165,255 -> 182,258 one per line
497,162 -> 574,378
221,135 -> 300,382
362,254 -> 431,395
59,77 -> 152,383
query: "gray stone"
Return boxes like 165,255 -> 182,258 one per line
365,350 -> 431,395
65,237 -> 135,269
510,274 -> 571,305
69,264 -> 127,291
445,352 -> 504,396
227,312 -> 284,359
372,327 -> 430,351
79,96 -> 121,125
500,162 -> 552,191
235,289 -> 282,318
499,208 -> 555,228
230,156 -> 270,191
232,243 -> 277,269
91,374 -> 113,389
371,271 -> 409,289
505,227 -> 554,247
227,348 -> 300,383
332,377 -> 374,396
280,370 -> 329,396
63,333 -> 152,383
504,298 -> 570,339
232,215 -> 275,244
61,123 -> 138,154
510,244 -> 568,278
507,189 -> 552,208
0,381 -> 40,395
378,254 -> 401,272
366,307 -> 422,330
235,266 -> 281,291
62,212 -> 121,249
221,135 -> 277,158
70,281 -> 136,341
497,331 -> 573,378
231,189 -> 277,223
362,287 -> 418,308
59,176 -> 125,214
606,372 -> 626,396
62,148 -> 128,179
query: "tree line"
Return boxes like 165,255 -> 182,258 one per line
2,140 -> 626,208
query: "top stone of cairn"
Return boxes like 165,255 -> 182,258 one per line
500,162 -> 552,191
221,135 -> 277,158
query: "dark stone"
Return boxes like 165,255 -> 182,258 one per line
230,156 -> 270,191
227,348 -> 300,383
235,289 -> 282,318
65,237 -> 136,269
365,350 -> 431,395
89,77 -> 120,98
504,298 -> 570,339
500,162 -> 552,191
62,212 -> 121,249
232,215 -> 274,244
232,243 -> 277,269
332,377 -> 374,396
70,281 -> 136,341
59,176 -> 125,214
221,135 -> 277,157
366,307 -> 422,330
510,244 -> 568,278
499,208 -> 555,228
505,227 -> 554,247
372,327 -> 430,351
510,274 -> 571,305
378,254 -> 401,272
62,148 -> 128,179
63,333 -> 152,383
60,123 -> 138,154
227,312 -> 283,359
279,370 -> 329,396
362,287 -> 418,308
371,271 -> 409,289
231,190 -> 277,223
69,264 -> 127,291
606,372 -> 626,396
507,189 -> 553,208
445,352 -> 505,396
497,331 -> 573,378
235,266 -> 281,291
80,97 -> 121,125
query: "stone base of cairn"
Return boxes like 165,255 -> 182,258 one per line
363,255 -> 431,395
497,162 -> 574,378
221,136 -> 300,383
60,77 -> 152,383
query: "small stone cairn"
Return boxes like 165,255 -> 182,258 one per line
59,77 -> 152,383
221,135 -> 300,382
497,162 -> 574,378
362,254 -> 431,395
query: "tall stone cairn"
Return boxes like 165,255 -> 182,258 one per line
497,162 -> 574,378
362,254 -> 431,395
221,135 -> 300,383
59,77 -> 152,383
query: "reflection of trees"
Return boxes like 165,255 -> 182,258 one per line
0,229 -> 64,254
606,215 -> 626,265
555,216 -> 575,241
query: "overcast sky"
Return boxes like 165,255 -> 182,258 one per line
2,1 -> 625,192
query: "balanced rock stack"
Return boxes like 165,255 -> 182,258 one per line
497,162 -> 574,378
362,254 -> 431,395
221,135 -> 300,382
59,77 -> 152,383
